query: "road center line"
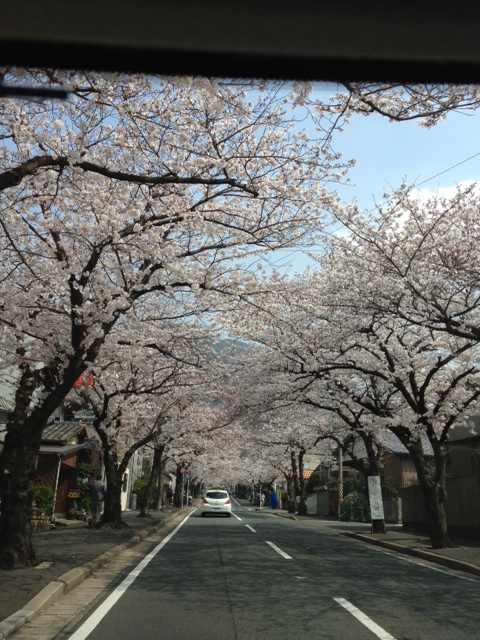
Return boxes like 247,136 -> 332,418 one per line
246,525 -> 256,532
266,540 -> 292,559
334,597 -> 396,640
68,512 -> 193,640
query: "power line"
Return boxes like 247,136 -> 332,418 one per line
414,151 -> 480,189
264,149 -> 480,266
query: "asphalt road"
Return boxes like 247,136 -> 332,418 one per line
41,502 -> 480,639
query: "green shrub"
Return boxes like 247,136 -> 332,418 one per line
133,477 -> 149,509
341,490 -> 370,522
33,486 -> 55,514
305,471 -> 320,494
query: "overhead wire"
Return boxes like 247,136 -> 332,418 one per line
272,147 -> 480,264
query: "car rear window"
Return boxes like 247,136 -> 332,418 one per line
206,491 -> 228,499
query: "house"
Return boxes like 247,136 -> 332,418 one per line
306,432 -> 434,522
0,367 -> 16,448
35,420 -> 100,516
399,420 -> 480,539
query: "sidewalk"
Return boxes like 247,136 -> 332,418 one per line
340,526 -> 480,576
0,508 -> 185,639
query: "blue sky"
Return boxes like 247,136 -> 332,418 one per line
333,105 -> 480,210
268,90 -> 480,274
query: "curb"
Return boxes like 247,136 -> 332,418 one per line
272,512 -> 298,521
341,531 -> 480,578
0,510 -> 186,640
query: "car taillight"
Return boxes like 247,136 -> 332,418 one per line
202,498 -> 208,504
225,499 -> 231,504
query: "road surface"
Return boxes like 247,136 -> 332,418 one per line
13,501 -> 480,639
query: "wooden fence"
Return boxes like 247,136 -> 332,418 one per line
400,475 -> 480,540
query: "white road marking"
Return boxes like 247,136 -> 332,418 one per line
401,556 -> 480,582
334,597 -> 396,640
266,540 -> 292,559
370,546 -> 480,583
246,525 -> 256,533
67,512 -> 193,640
231,512 -> 242,521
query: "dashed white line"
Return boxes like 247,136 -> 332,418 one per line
334,597 -> 396,640
266,541 -> 292,559
246,525 -> 256,533
231,512 -> 242,521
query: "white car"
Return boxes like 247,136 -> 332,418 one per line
201,489 -> 232,517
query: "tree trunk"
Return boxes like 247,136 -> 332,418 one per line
421,482 -> 449,548
139,445 -> 165,517
101,453 -> 127,528
396,429 -> 450,548
155,459 -> 168,509
286,477 -> 295,513
174,466 -> 184,507
288,452 -> 298,513
371,517 -> 387,534
91,411 -> 160,528
297,450 -> 308,516
418,449 -> 450,548
0,418 -> 43,568
0,363 -> 86,568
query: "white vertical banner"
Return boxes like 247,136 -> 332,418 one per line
367,476 -> 384,520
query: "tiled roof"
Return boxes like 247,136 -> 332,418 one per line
285,468 -> 315,479
42,421 -> 87,444
382,431 -> 434,456
349,430 -> 434,457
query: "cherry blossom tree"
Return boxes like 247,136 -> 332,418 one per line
137,440 -> 171,516
0,70 -> 344,568
298,379 -> 398,533
76,359 -> 182,528
324,83 -> 480,127
2,72 -> 480,567
225,184 -> 480,548
329,183 -> 480,345
74,302 -> 233,525
214,345 -> 338,512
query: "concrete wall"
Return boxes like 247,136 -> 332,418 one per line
383,498 -> 402,524
306,490 -> 330,516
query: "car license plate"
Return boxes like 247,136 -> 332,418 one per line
212,508 -> 221,511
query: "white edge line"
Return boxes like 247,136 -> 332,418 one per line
334,597 -> 396,640
232,512 -> 242,521
266,540 -> 292,559
371,546 -> 480,584
68,512 -> 193,640
246,525 -> 256,533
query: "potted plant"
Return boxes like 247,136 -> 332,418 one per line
68,463 -> 94,520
